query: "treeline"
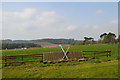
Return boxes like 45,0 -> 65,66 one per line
2,42 -> 41,50
3,39 -> 76,45
41,39 -> 75,45
75,32 -> 120,45
99,32 -> 119,44
1,32 -> 120,49
1,39 -> 76,49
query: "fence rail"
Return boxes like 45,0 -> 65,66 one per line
1,50 -> 111,66
2,55 -> 43,59
82,51 -> 111,52
1,53 -> 43,66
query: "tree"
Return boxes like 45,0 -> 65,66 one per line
100,32 -> 116,44
117,35 -> 120,43
102,36 -> 109,43
84,37 -> 94,41
83,37 -> 94,45
107,32 -> 116,44
100,33 -> 107,40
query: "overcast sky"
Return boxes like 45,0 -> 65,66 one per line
1,2 -> 118,40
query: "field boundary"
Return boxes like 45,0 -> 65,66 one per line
1,50 -> 111,66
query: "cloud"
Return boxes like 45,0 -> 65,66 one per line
37,11 -> 64,27
2,8 -> 78,39
75,22 -> 118,40
1,8 -> 118,40
111,19 -> 118,25
92,25 -> 100,30
96,10 -> 104,14
66,25 -> 77,31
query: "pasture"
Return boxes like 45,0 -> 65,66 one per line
2,44 -> 118,56
2,60 -> 118,78
1,44 -> 119,78
2,44 -> 118,63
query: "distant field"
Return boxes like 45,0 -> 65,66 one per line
2,44 -> 118,56
2,60 -> 118,78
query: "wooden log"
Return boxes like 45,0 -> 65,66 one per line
78,58 -> 88,61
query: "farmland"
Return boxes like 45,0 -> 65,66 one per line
1,44 -> 119,78
2,44 -> 118,62
2,60 -> 118,78
2,44 -> 118,56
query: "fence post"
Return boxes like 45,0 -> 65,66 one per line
41,54 -> 43,62
106,50 -> 110,57
5,56 -> 7,66
93,53 -> 96,59
22,55 -> 24,64
107,50 -> 109,57
108,50 -> 110,61
106,50 -> 110,61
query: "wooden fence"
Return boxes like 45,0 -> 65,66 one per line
43,51 -> 111,62
1,50 -> 111,66
1,53 -> 43,66
82,51 -> 111,58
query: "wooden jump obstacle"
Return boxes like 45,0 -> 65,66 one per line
43,51 -> 111,63
43,45 -> 111,63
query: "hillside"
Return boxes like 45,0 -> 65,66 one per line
2,44 -> 118,56
34,41 -> 58,48
2,39 -> 78,49
2,38 -> 78,45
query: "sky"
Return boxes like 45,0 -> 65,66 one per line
1,2 -> 118,40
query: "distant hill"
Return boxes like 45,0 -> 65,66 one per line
34,41 -> 58,48
3,39 -> 31,43
2,38 -> 82,49
40,38 -> 75,45
3,38 -> 78,45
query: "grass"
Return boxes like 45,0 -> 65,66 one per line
2,60 -> 118,78
1,44 -> 118,63
2,44 -> 118,56
1,44 -> 119,78
2,47 -> 61,56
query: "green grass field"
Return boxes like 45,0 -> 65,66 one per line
2,60 -> 118,78
2,44 -> 118,63
1,44 -> 119,78
2,44 -> 118,56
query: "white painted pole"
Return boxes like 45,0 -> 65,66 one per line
64,47 -> 69,59
59,44 -> 69,60
59,45 -> 65,53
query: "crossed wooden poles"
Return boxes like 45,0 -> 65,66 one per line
59,45 -> 70,60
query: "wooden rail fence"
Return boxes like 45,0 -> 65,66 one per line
82,51 -> 111,58
1,53 -> 43,66
1,50 -> 111,66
